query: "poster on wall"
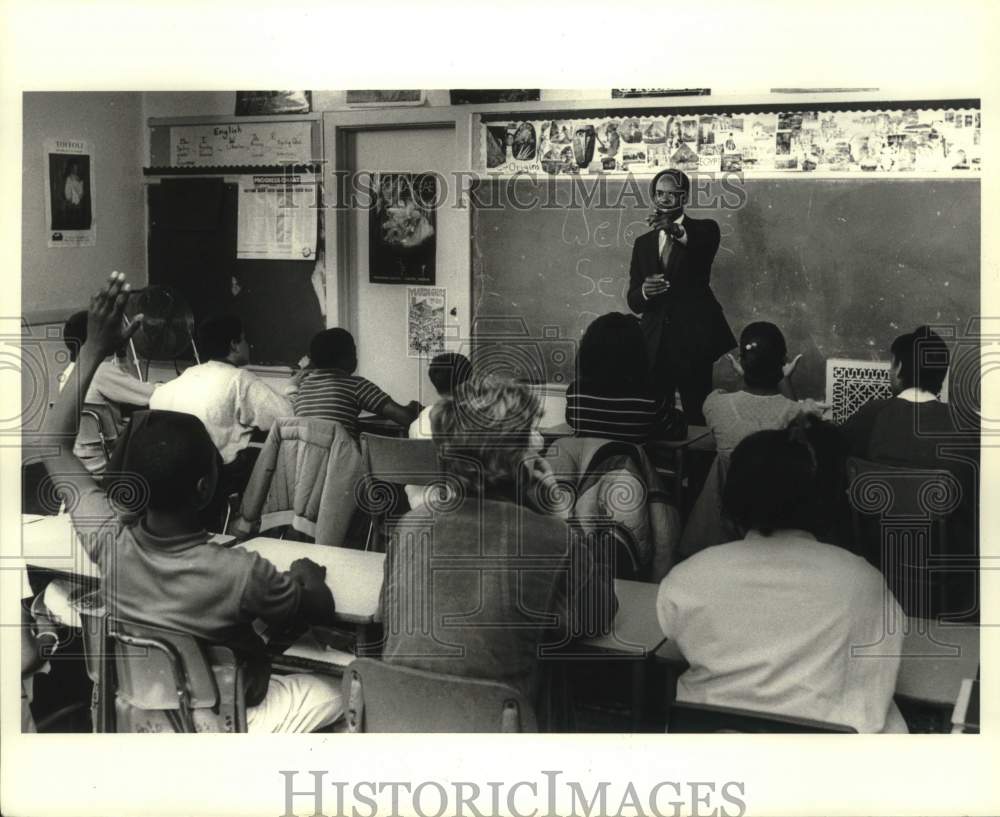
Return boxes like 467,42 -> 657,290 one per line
236,171 -> 318,260
44,138 -> 95,247
407,286 -> 446,358
369,172 -> 437,285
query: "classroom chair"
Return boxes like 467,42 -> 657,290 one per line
80,402 -> 120,469
845,457 -> 975,621
342,657 -> 537,732
358,433 -> 442,552
73,594 -> 247,733
667,701 -> 856,734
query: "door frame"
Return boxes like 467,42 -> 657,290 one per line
322,108 -> 473,340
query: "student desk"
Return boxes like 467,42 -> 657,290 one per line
237,538 -> 385,627
654,620 -> 981,711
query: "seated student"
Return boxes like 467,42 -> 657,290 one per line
41,273 -> 343,733
704,321 -> 825,457
380,373 -> 617,728
150,315 -> 291,517
680,321 -> 825,559
290,328 -> 419,438
405,352 -> 472,511
841,325 -> 978,614
565,312 -> 683,443
657,415 -> 907,733
60,309 -> 157,473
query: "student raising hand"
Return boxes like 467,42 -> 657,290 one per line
85,271 -> 142,358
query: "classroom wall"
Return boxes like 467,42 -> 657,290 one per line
22,92 -> 147,323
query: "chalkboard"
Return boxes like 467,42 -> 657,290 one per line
471,178 -> 980,398
148,180 -> 324,366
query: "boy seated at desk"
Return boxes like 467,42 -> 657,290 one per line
657,415 -> 907,733
60,309 -> 157,473
289,328 -> 419,439
42,273 -> 343,733
149,314 -> 291,523
405,351 -> 472,510
380,372 -> 617,729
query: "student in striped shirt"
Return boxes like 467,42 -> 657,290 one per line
290,328 -> 419,438
565,312 -> 683,443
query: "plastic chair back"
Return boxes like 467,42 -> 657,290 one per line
73,592 -> 245,733
668,701 -> 856,733
359,434 -> 441,551
343,657 -> 537,733
845,456 -> 965,618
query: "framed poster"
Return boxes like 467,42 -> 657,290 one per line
44,138 -> 95,247
369,172 -> 437,285
234,91 -> 312,115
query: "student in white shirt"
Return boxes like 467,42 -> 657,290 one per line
405,352 -> 472,510
657,415 -> 908,733
150,315 -> 291,525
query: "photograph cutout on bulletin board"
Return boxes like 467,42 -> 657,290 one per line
369,172 -> 437,285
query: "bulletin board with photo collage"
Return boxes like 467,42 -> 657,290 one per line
480,106 -> 981,177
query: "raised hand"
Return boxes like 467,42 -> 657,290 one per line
86,271 -> 141,358
726,353 -> 745,377
782,353 -> 804,380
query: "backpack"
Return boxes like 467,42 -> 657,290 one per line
569,440 -> 679,581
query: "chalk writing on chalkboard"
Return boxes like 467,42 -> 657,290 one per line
170,122 -> 312,167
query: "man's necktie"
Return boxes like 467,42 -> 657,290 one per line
660,230 -> 674,275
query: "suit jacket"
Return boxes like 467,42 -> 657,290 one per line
627,215 -> 736,375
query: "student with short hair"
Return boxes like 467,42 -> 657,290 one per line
658,415 -> 907,733
42,273 -> 342,733
149,314 -> 291,520
841,325 -> 978,616
381,373 -> 616,726
703,321 -> 825,456
565,312 -> 684,443
405,352 -> 472,510
59,309 -> 156,473
290,328 -> 419,437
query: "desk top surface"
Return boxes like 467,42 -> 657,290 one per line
238,537 -> 385,625
578,579 -> 665,655
655,619 -> 980,707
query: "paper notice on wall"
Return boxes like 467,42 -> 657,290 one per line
44,138 -> 96,247
170,121 -> 312,167
407,286 -> 446,358
237,172 -> 318,260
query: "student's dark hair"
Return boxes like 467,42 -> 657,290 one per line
63,311 -> 88,362
121,410 -> 219,512
427,352 -> 472,397
739,321 -> 787,389
890,325 -> 949,393
649,168 -> 691,198
723,414 -> 847,537
577,312 -> 648,394
309,328 -> 357,371
197,315 -> 244,361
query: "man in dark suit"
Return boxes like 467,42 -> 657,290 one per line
627,169 -> 736,425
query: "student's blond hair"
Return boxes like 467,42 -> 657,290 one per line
431,373 -> 542,494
